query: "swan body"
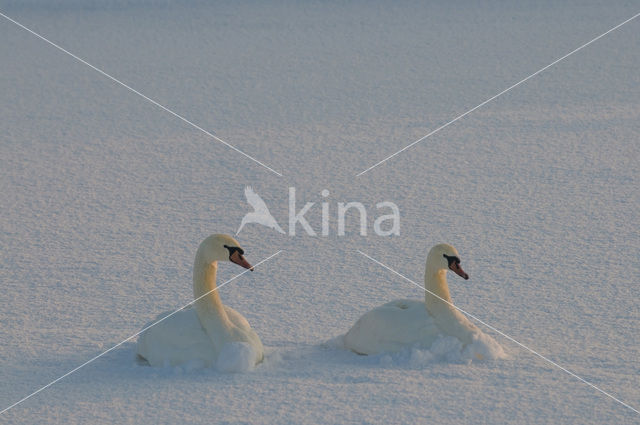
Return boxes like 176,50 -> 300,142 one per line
344,244 -> 504,358
136,234 -> 263,370
344,299 -> 440,355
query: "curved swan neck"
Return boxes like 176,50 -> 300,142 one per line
193,258 -> 233,338
193,260 -> 222,308
424,268 -> 453,313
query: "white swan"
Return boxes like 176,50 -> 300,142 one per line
344,244 -> 504,359
136,234 -> 264,370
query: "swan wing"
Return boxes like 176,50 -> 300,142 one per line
224,305 -> 253,331
223,305 -> 264,364
136,308 -> 216,367
344,299 -> 439,355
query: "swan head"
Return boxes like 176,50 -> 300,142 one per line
197,234 -> 254,271
427,244 -> 469,280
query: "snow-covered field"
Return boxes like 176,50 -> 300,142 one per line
1,1 -> 639,423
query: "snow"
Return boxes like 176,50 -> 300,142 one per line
1,1 -> 639,424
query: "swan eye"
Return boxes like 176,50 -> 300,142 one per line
224,244 -> 245,257
443,254 -> 460,267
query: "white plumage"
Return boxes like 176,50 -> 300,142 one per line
344,244 -> 505,360
136,234 -> 263,371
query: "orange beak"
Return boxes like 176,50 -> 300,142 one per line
449,262 -> 469,280
230,250 -> 254,271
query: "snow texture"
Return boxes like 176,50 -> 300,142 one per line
1,1 -> 639,424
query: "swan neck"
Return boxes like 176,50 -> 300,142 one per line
424,269 -> 453,313
193,259 -> 232,335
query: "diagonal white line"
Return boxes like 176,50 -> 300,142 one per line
357,250 -> 640,416
356,11 -> 640,177
0,250 -> 282,415
0,11 -> 283,177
